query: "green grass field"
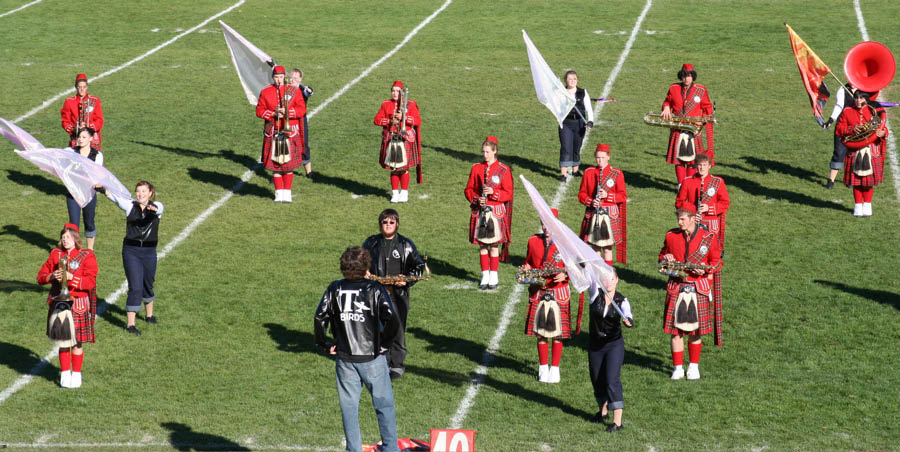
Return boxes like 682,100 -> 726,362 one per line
2,0 -> 900,451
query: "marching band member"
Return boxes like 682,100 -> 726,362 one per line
659,207 -> 723,380
362,209 -> 426,379
464,136 -> 514,290
836,90 -> 888,217
675,154 -> 729,251
60,73 -> 104,150
522,209 -> 571,383
578,144 -> 627,266
257,65 -> 307,203
374,80 -> 422,203
557,70 -> 594,181
37,223 -> 98,388
289,68 -> 315,178
660,63 -> 714,186
588,270 -> 633,432
65,127 -> 104,250
100,181 -> 164,336
824,83 -> 857,189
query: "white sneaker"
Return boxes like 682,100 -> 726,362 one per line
863,203 -> 872,216
390,190 -> 400,203
399,190 -> 409,202
488,271 -> 499,287
60,370 -> 71,388
686,363 -> 700,380
538,365 -> 549,383
548,366 -> 560,383
479,271 -> 490,289
670,366 -> 684,380
853,203 -> 862,216
284,191 -> 293,203
70,371 -> 82,388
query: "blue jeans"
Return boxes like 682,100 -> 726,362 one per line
335,354 -> 398,452
65,194 -> 98,238
122,244 -> 157,312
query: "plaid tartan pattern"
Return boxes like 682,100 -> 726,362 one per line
261,122 -> 305,172
580,204 -> 627,264
663,283 -> 712,337
701,217 -> 725,252
843,143 -> 885,187
469,203 -> 509,245
378,126 -> 420,171
666,125 -> 715,166
468,162 -> 514,261
525,285 -> 572,339
688,232 -> 720,271
46,292 -> 96,344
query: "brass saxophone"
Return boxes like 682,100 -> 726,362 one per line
366,258 -> 431,285
53,255 -> 73,302
642,112 -> 717,135
516,265 -> 566,286
842,106 -> 882,144
658,260 -> 717,279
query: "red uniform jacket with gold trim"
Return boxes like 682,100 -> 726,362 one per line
836,104 -> 889,149
61,94 -> 104,136
676,173 -> 729,218
37,248 -> 98,303
256,84 -> 307,128
524,234 -> 568,290
658,225 -> 721,286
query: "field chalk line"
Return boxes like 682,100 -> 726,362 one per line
0,0 -> 453,406
0,0 -> 41,19
449,0 -> 653,429
853,0 -> 900,202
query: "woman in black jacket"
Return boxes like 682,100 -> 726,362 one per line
588,270 -> 633,432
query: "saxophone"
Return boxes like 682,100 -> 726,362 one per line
516,265 -> 566,286
643,112 -> 717,135
657,260 -> 717,279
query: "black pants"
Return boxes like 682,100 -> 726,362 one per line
558,119 -> 586,168
830,134 -> 849,170
301,114 -> 311,165
588,337 -> 624,410
387,288 -> 409,375
122,244 -> 157,312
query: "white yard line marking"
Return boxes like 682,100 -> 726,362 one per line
12,0 -> 246,124
0,0 -> 41,19
449,0 -> 653,428
0,0 -> 453,407
853,0 -> 900,201
0,443 -> 340,451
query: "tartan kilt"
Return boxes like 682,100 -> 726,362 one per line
261,123 -> 305,172
665,123 -> 715,165
46,293 -> 96,344
662,282 -> 712,337
701,216 -> 725,251
579,204 -> 626,263
525,285 -> 572,339
843,144 -> 884,187
469,203 -> 510,245
379,129 -> 420,171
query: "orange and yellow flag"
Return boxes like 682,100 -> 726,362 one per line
786,24 -> 832,120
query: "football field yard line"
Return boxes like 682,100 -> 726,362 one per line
0,0 -> 41,19
449,0 -> 653,429
853,0 -> 900,202
0,0 -> 454,412
12,0 -> 246,124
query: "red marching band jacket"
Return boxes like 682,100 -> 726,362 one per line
60,94 -> 103,149
524,234 -> 569,291
675,173 -> 729,248
256,84 -> 307,131
37,248 -> 98,304
374,98 -> 423,182
835,104 -> 888,149
662,82 -> 715,164
465,160 -> 514,261
577,164 -> 628,263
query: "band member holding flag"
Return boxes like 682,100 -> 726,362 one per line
588,269 -> 632,432
465,136 -> 514,290
675,154 -> 729,251
659,207 -> 723,380
578,144 -> 627,266
522,209 -> 571,383
660,63 -> 714,186
836,90 -> 888,217
257,65 -> 306,203
374,80 -> 422,203
558,71 -> 594,181
37,223 -> 98,389
60,73 -> 103,150
65,128 -> 104,250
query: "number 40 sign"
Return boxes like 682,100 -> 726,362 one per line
429,429 -> 476,452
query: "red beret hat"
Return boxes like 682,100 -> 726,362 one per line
63,223 -> 80,233
485,136 -> 498,144
392,80 -> 404,89
75,73 -> 87,83
272,65 -> 286,75
596,143 -> 610,154
551,208 -> 559,218
681,63 -> 694,72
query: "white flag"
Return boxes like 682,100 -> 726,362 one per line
519,174 -> 615,295
523,30 -> 576,128
0,117 -> 44,152
221,20 -> 275,105
16,148 -> 133,207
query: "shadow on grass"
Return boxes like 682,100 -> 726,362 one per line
98,300 -> 128,330
814,280 -> 900,310
425,144 -> 558,178
1,224 -> 57,251
627,171 -> 675,193
741,156 -> 821,184
262,323 -> 317,354
186,168 -> 271,199
726,175 -> 845,212
6,170 -> 68,196
425,256 -> 472,281
134,141 -> 260,171
0,278 -> 44,294
617,267 -> 667,291
161,422 -> 250,451
407,327 -> 529,375
405,364 -> 593,420
568,335 -> 670,375
312,172 -> 385,198
0,342 -> 57,384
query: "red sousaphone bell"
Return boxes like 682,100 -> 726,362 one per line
844,41 -> 896,96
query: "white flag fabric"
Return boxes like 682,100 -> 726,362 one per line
220,20 -> 275,105
519,175 -> 615,296
15,148 -> 133,207
523,30 -> 576,128
0,117 -> 44,152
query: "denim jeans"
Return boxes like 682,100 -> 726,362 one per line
335,354 -> 398,452
122,244 -> 157,312
65,194 -> 98,238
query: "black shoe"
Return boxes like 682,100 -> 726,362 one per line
306,171 -> 315,180
389,371 -> 402,380
606,423 -> 623,432
825,180 -> 834,189
146,315 -> 157,324
573,170 -> 583,177
126,325 -> 142,336
557,175 -> 567,182
589,412 -> 609,424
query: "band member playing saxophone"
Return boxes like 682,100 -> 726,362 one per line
362,209 -> 426,379
675,154 -> 729,251
257,65 -> 307,203
465,136 -> 514,290
374,80 -> 422,203
659,207 -> 722,380
836,90 -> 888,217
660,63 -> 714,186
521,209 -> 571,383
578,144 -> 627,266
37,223 -> 98,389
60,73 -> 104,150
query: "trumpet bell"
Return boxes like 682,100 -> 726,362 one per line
844,41 -> 896,93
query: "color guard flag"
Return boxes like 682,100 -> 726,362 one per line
523,30 -> 576,128
15,148 -> 133,207
785,24 -> 832,124
221,21 -> 276,105
0,117 -> 44,152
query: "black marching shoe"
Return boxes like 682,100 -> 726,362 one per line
825,180 -> 834,189
146,315 -> 158,324
589,412 -> 609,424
557,175 -> 567,182
126,325 -> 142,336
606,423 -> 623,432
